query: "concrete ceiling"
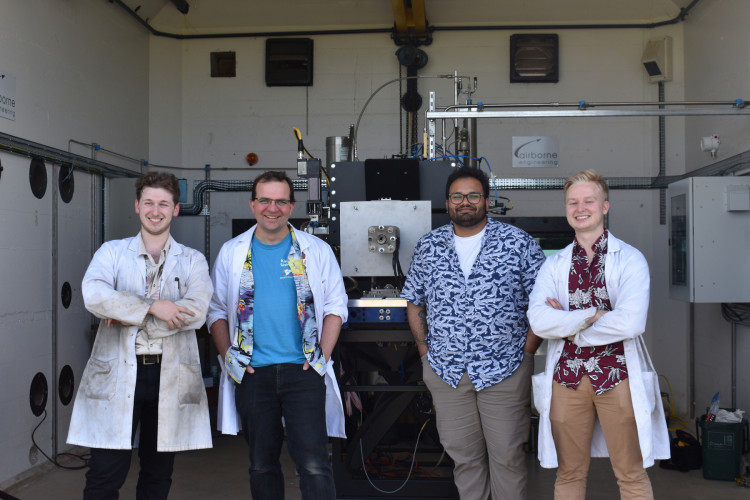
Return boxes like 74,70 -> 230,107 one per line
120,0 -> 700,34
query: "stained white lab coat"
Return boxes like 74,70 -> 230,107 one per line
67,235 -> 213,452
207,225 -> 348,437
528,232 -> 670,468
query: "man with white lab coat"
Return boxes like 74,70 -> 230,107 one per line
207,170 -> 347,500
528,169 -> 669,500
67,171 -> 213,500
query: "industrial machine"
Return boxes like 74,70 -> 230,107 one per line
288,70 -> 576,493
326,158 -> 460,499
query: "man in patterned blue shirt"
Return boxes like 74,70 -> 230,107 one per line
402,166 -> 545,500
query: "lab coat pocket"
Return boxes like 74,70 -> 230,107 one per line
640,370 -> 658,412
178,362 -> 204,405
83,357 -> 118,400
166,274 -> 186,302
531,371 -> 547,413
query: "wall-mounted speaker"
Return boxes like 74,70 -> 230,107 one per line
59,365 -> 75,406
30,372 -> 48,416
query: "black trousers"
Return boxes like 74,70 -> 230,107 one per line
83,363 -> 175,500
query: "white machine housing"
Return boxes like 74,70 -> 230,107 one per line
340,200 -> 432,277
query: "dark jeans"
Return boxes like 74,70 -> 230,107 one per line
236,363 -> 335,500
83,363 -> 175,500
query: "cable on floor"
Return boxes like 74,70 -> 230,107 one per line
31,410 -> 90,470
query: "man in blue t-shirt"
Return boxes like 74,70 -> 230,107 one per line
208,171 -> 348,500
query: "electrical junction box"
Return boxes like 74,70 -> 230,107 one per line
340,200 -> 431,277
668,176 -> 750,302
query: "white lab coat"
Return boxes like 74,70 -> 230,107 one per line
528,232 -> 670,468
207,226 -> 348,438
67,235 -> 213,452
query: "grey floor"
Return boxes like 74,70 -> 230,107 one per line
3,434 -> 749,500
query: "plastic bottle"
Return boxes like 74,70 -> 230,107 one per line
705,391 -> 720,422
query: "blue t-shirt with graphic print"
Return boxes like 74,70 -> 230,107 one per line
249,233 -> 306,367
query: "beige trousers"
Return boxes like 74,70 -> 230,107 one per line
422,352 -> 533,500
550,376 -> 653,500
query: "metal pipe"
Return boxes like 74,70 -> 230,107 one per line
1,132 -> 140,178
204,166 -> 211,264
442,99 -> 744,111
51,164 -> 59,459
110,0 -> 703,39
467,117 -> 477,168
352,74 -> 454,160
689,303 -> 695,419
730,321 -> 737,408
658,82 -> 667,225
68,139 -> 144,172
91,174 -> 97,255
111,0 -> 394,39
103,177 -> 110,243
95,145 -> 144,174
426,107 -> 750,119
68,139 -> 95,157
178,178 -> 316,216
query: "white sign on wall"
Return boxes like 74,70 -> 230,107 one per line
512,136 -> 558,168
0,70 -> 17,121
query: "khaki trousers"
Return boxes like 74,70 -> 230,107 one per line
422,353 -> 533,500
550,376 -> 653,500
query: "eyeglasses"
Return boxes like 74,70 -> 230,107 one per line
254,198 -> 291,207
448,192 -> 484,205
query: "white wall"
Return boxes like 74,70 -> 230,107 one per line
1,0 -> 150,159
0,152 -> 53,481
681,0 -> 750,417
0,0 -> 150,486
151,27 -> 688,177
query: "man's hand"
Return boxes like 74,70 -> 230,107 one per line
523,329 -> 543,355
406,302 -> 430,357
544,297 -> 577,342
104,318 -> 133,328
586,309 -> 608,325
545,297 -> 563,310
302,352 -> 330,371
148,299 -> 195,329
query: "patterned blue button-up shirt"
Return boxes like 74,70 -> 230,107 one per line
401,217 -> 545,390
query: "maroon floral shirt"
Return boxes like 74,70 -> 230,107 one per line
553,230 -> 628,394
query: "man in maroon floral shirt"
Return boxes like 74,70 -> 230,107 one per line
528,169 -> 669,500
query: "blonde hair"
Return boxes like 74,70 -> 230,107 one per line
563,169 -> 609,201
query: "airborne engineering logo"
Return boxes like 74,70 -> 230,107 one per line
512,136 -> 559,168
0,71 -> 17,121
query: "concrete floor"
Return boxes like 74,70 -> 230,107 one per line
2,434 -> 749,500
